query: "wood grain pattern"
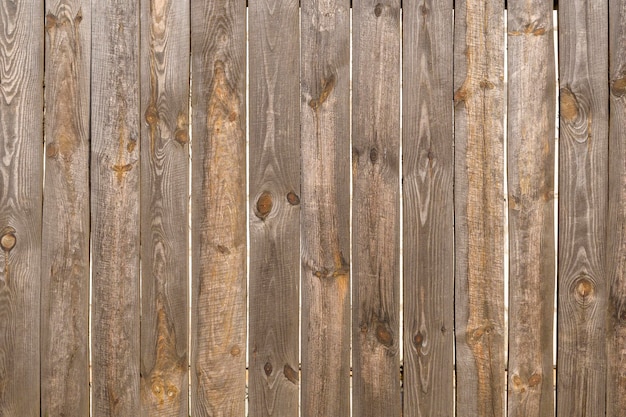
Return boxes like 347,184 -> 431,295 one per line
300,1 -> 350,416
190,0 -> 246,415
41,1 -> 90,416
556,0 -> 608,416
608,1 -> 626,415
0,0 -> 43,415
91,1 -> 141,415
352,1 -> 401,416
506,2 -> 556,416
402,1 -> 454,416
248,0 -> 300,415
453,0 -> 505,416
140,0 -> 189,415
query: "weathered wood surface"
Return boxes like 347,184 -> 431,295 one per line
41,1 -> 90,416
402,1 -> 454,416
248,0 -> 300,415
140,0 -> 189,415
607,0 -> 626,416
557,0 -> 608,416
91,1 -> 141,415
352,1 -> 401,417
506,2 -> 556,417
300,1 -> 350,416
453,0 -> 505,416
0,0 -> 43,415
191,0 -> 246,415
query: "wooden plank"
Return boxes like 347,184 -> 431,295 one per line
608,0 -> 626,415
40,1 -> 90,416
556,0 -> 608,415
248,0 -> 300,415
453,0 -> 505,416
140,0 -> 189,415
506,2 -> 556,416
402,1 -> 454,416
0,0 -> 43,415
352,1 -> 401,416
91,1 -> 141,415
300,1 -> 350,416
190,0 -> 246,415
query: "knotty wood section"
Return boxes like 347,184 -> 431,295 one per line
557,1 -> 608,416
352,1 -> 401,416
248,0 -> 300,415
91,1 -> 141,415
453,0 -> 505,416
0,0 -> 43,415
191,0 -> 246,415
41,1 -> 90,416
506,2 -> 556,417
402,1 -> 454,416
141,0 -> 189,415
300,1 -> 350,416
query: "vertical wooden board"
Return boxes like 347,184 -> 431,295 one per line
300,1 -> 350,416
402,1 -> 454,416
141,0 -> 189,416
556,0 -> 608,416
453,0 -> 505,416
190,0 -> 246,415
0,0 -> 43,415
608,0 -> 626,415
248,0 -> 300,415
41,1 -> 90,416
91,1 -> 141,415
352,1 -> 401,416
506,1 -> 556,416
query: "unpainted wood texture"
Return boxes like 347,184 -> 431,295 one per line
300,1 -> 350,416
402,1 -> 454,416
91,1 -> 141,415
41,1 -> 90,416
0,0 -> 43,415
608,1 -> 626,415
453,0 -> 505,416
249,0 -> 300,415
506,2 -> 556,417
352,1 -> 401,416
140,0 -> 189,415
191,0 -> 247,415
556,1 -> 608,416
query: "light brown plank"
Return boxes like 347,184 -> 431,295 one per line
352,1 -> 401,416
402,1 -> 454,416
41,1 -> 90,416
91,1 -> 141,415
453,0 -> 505,416
140,0 -> 189,415
0,0 -> 43,415
300,1 -> 350,416
190,0 -> 247,415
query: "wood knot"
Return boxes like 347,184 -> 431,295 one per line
255,192 -> 273,220
528,373 -> 542,387
175,129 -> 188,145
376,324 -> 393,347
370,147 -> 379,163
46,142 -> 59,159
560,87 -> 579,121
374,3 -> 383,17
420,4 -> 429,15
286,191 -> 300,205
1,229 -> 16,252
284,364 -> 298,384
611,76 -> 626,97
230,346 -> 241,356
574,276 -> 594,301
264,362 -> 273,376
145,105 -> 158,125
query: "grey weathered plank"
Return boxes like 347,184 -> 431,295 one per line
248,0 -> 300,416
41,1 -> 90,416
91,1 -> 141,415
402,1 -> 454,416
506,2 -> 556,416
608,0 -> 626,415
556,0 -> 608,416
352,1 -> 401,416
190,0 -> 247,415
0,0 -> 43,415
300,1 -> 350,416
453,0 -> 505,416
140,0 -> 189,415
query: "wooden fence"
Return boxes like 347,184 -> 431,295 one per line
0,0 -> 623,416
